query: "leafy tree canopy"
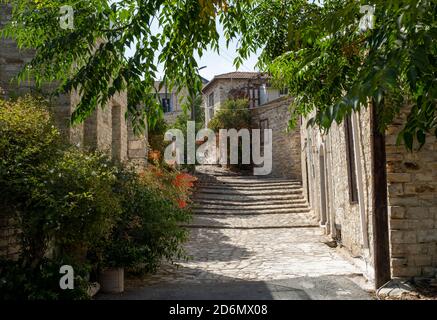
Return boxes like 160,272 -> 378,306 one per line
1,0 -> 249,131
235,0 -> 437,149
2,0 -> 436,149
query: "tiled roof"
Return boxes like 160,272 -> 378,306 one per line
214,71 -> 261,79
153,76 -> 209,93
202,71 -> 267,92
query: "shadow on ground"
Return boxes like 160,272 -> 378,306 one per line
97,273 -> 372,300
182,228 -> 254,263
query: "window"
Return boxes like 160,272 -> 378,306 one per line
161,97 -> 171,113
259,119 -> 269,145
208,108 -> 214,123
279,87 -> 289,96
249,86 -> 261,108
344,114 -> 359,203
208,93 -> 214,108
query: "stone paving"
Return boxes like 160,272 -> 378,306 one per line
99,226 -> 372,300
126,227 -> 364,286
99,168 -> 373,300
188,213 -> 318,229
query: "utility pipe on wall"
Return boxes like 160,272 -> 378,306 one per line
352,112 -> 370,249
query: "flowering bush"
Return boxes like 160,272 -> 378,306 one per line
27,149 -> 121,260
94,166 -> 195,272
140,166 -> 197,209
0,95 -> 196,299
0,95 -> 62,204
207,99 -> 251,131
0,96 -> 123,299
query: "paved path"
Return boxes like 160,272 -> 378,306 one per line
98,169 -> 372,300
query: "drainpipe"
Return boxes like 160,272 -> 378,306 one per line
352,112 -> 370,249
370,101 -> 391,289
325,133 -> 336,237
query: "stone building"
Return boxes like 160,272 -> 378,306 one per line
301,106 -> 437,285
155,78 -> 208,124
202,71 -> 300,179
251,97 -> 301,180
385,108 -> 437,279
202,71 -> 288,126
0,4 -> 147,259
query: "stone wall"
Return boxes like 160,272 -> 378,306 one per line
302,104 -> 437,282
0,208 -> 20,261
386,108 -> 437,278
251,97 -> 302,180
0,6 -> 34,97
164,110 -> 183,124
301,109 -> 375,281
127,117 -> 148,169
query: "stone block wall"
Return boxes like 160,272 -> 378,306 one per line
110,92 -> 129,162
0,209 -> 20,260
251,97 -> 302,179
386,108 -> 437,278
301,109 -> 375,281
0,6 -> 34,97
127,110 -> 148,169
81,92 -> 129,159
164,110 -> 183,124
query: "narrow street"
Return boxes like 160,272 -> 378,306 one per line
99,167 -> 372,300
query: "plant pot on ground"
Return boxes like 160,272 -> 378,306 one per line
98,267 -> 124,294
95,242 -> 141,294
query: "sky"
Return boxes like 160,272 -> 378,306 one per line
192,24 -> 261,81
127,21 -> 262,82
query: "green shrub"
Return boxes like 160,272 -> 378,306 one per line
0,95 -> 194,299
0,96 -> 121,299
0,257 -> 91,300
94,166 -> 193,272
147,118 -> 169,164
0,95 -> 62,204
208,99 -> 251,131
25,149 -> 121,262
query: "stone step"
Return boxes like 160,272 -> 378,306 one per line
197,183 -> 304,190
195,188 -> 304,196
207,177 -> 302,184
186,213 -> 318,229
194,202 -> 310,210
193,198 -> 308,206
194,193 -> 305,201
193,207 -> 311,215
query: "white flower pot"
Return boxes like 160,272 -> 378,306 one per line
99,268 -> 124,294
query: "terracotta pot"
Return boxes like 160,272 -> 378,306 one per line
99,268 -> 124,294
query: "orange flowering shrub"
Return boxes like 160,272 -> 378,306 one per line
148,149 -> 161,164
139,166 -> 197,210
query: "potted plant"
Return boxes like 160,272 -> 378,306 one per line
98,242 -> 144,294
98,267 -> 124,294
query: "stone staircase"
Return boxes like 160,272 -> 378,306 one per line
189,168 -> 318,229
